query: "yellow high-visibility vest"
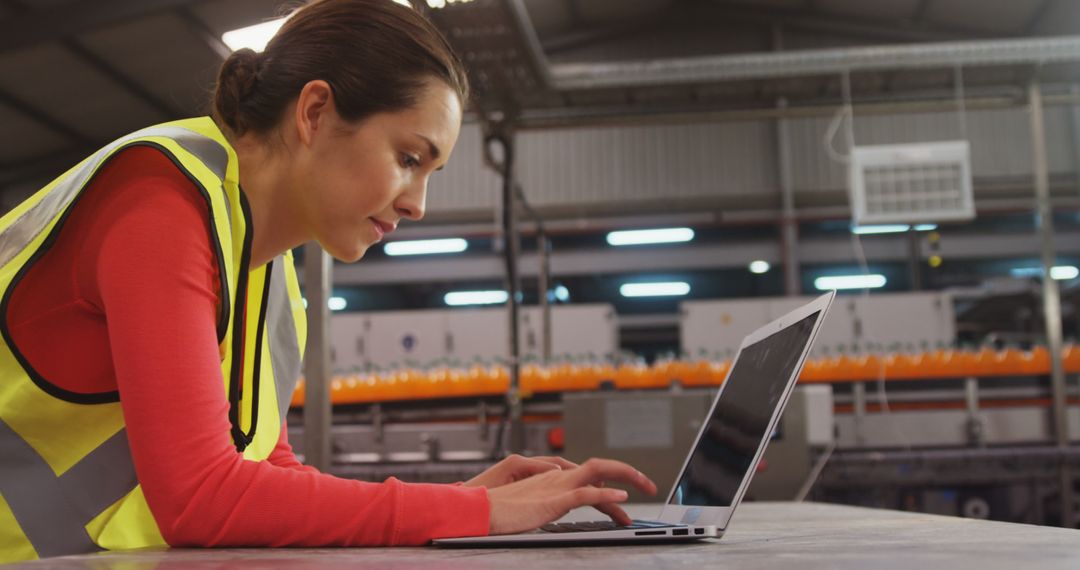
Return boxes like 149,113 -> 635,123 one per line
0,117 -> 307,563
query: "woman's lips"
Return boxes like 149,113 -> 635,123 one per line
370,218 -> 395,241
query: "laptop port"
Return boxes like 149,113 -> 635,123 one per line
634,531 -> 666,536
695,528 -> 704,535
673,529 -> 689,536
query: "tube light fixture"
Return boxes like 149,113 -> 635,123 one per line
814,274 -> 887,290
427,0 -> 476,8
384,238 -> 468,256
1011,265 -> 1079,280
221,17 -> 287,52
851,224 -> 911,235
620,282 -> 691,298
301,297 -> 348,310
445,290 -> 508,306
749,260 -> 770,274
606,227 -> 695,246
851,223 -> 939,235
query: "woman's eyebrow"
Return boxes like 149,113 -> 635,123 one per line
414,133 -> 447,170
414,133 -> 441,160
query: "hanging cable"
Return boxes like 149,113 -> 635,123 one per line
955,64 -> 969,141
821,70 -> 911,454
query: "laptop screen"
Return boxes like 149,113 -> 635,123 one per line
669,311 -> 820,507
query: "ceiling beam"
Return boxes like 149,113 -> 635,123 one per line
62,39 -> 184,119
0,88 -> 90,145
0,0 -> 201,55
541,20 -> 657,55
910,0 -> 934,24
0,0 -> 181,144
176,7 -> 231,61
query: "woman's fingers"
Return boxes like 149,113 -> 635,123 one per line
567,458 -> 659,496
592,501 -> 633,526
499,454 -> 563,484
553,486 -> 630,517
532,456 -> 580,471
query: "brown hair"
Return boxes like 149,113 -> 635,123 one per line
211,0 -> 469,138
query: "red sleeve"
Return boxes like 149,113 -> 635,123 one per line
89,147 -> 489,546
267,422 -> 318,473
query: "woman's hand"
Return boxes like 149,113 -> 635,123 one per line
485,458 -> 658,535
462,454 -> 577,489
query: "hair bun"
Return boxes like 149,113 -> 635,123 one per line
213,48 -> 263,134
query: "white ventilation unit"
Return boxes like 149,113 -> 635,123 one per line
849,141 -> 975,226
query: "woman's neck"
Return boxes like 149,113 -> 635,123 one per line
230,134 -> 309,268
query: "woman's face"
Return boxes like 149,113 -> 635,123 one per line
297,79 -> 462,263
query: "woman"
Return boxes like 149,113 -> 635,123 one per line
0,0 -> 654,562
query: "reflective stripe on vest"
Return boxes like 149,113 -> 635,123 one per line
267,258 -> 302,423
0,126 -> 229,271
0,421 -> 134,558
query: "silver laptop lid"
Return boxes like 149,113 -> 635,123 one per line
659,291 -> 834,528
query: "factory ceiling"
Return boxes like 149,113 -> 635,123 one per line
1,0 -> 1078,202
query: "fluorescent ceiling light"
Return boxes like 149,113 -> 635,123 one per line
814,274 -> 887,291
384,238 -> 468,256
620,282 -> 691,298
427,0 -> 476,7
749,260 -> 770,274
1011,265 -> 1079,280
1054,266 -> 1080,280
222,17 -> 288,52
606,227 -> 695,246
554,285 -> 570,302
301,297 -> 348,310
851,224 -> 911,235
445,290 -> 508,306
913,224 -> 938,231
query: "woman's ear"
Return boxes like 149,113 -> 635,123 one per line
293,79 -> 335,148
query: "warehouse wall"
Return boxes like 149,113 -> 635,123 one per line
426,105 -> 1079,216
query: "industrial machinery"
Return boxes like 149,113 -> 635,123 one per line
289,290 -> 1079,528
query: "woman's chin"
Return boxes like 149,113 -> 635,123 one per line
322,240 -> 369,264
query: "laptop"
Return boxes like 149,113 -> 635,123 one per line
435,291 -> 836,547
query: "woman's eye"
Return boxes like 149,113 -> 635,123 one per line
400,153 -> 421,169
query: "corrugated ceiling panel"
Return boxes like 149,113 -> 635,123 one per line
0,44 -> 163,140
429,121 -> 777,214
0,101 -> 69,162
816,0 -> 921,20
515,121 -> 775,208
1032,0 -> 1080,35
925,0 -> 1040,34
79,13 -> 224,116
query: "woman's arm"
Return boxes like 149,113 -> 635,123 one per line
267,422 -> 318,473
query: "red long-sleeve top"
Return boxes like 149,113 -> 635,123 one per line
6,146 -> 489,547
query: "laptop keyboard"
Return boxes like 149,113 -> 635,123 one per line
539,520 -> 678,533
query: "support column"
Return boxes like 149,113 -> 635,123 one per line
774,25 -> 800,296
303,244 -> 333,472
1030,81 -> 1075,528
486,128 -> 525,455
777,97 -> 800,296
